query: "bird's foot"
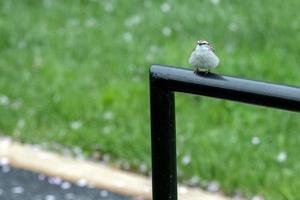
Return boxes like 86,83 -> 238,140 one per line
194,68 -> 210,75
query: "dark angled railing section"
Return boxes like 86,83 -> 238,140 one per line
149,65 -> 300,200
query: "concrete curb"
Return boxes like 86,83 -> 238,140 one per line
0,137 -> 231,200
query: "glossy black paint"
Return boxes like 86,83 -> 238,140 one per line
149,65 -> 300,200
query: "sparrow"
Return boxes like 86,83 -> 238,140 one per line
188,40 -> 219,73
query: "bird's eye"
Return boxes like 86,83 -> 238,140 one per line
197,41 -> 209,46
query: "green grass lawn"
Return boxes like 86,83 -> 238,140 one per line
1,0 -> 300,199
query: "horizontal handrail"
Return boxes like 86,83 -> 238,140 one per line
150,65 -> 300,112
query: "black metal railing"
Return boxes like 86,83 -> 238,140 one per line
149,65 -> 300,200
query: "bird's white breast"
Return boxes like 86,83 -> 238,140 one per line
188,47 -> 219,69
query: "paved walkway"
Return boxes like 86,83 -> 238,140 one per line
0,137 -> 231,200
0,164 -> 131,200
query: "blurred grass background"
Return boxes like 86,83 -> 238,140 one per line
1,0 -> 300,199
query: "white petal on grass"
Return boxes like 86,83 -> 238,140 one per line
207,181 -> 219,193
162,27 -> 172,37
149,45 -> 159,53
228,22 -> 238,32
181,154 -> 191,165
102,154 -> 111,163
43,0 -> 53,8
17,119 -> 26,129
177,168 -> 183,177
121,161 -> 131,170
18,41 -> 27,49
277,151 -> 287,163
251,136 -> 260,145
139,163 -> 147,173
62,147 -> 72,156
145,53 -> 154,62
72,147 -> 85,160
11,99 -> 23,110
59,129 -> 66,137
189,175 -> 199,185
225,43 -> 235,53
73,146 -> 82,155
0,95 -> 10,106
160,2 -> 171,13
123,32 -> 133,42
102,126 -> 112,135
124,15 -> 141,27
32,55 -> 43,68
85,18 -> 97,27
103,2 -> 114,12
103,111 -> 114,120
69,120 -> 82,130
210,0 -> 220,5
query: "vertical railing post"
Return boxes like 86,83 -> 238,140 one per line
150,73 -> 177,200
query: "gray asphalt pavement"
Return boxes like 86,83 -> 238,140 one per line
0,163 -> 132,200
